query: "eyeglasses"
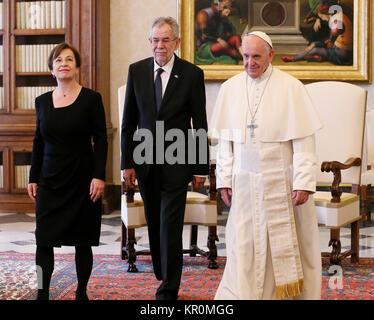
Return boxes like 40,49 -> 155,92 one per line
150,38 -> 177,45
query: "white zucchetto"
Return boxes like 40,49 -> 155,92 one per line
247,31 -> 273,48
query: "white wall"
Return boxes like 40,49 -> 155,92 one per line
110,0 -> 374,184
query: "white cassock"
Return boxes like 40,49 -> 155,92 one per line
209,65 -> 323,300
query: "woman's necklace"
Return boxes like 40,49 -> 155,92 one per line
56,85 -> 80,98
246,67 -> 273,138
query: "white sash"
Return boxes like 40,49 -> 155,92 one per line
259,143 -> 304,299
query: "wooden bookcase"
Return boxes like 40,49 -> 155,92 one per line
0,0 -> 113,213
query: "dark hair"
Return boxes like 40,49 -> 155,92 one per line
48,42 -> 81,70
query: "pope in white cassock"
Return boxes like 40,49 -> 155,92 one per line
210,31 -> 323,300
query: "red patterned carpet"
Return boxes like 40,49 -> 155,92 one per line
0,253 -> 372,300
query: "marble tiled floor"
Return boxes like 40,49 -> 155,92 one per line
0,211 -> 374,258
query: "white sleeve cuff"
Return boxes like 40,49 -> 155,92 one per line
216,140 -> 234,189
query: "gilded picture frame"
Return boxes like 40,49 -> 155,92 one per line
178,0 -> 371,82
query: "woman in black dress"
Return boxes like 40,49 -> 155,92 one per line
27,43 -> 108,300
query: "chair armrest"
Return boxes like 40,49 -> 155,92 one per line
321,157 -> 361,203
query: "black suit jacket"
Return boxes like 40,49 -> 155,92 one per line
121,55 -> 209,184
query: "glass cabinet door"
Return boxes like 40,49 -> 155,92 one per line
13,151 -> 31,190
0,150 -> 4,190
15,0 -> 66,30
0,34 -> 3,111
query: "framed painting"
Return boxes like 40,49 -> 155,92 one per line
178,0 -> 371,82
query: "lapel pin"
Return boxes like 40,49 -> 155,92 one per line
174,74 -> 179,79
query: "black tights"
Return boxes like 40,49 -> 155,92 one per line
35,245 -> 93,300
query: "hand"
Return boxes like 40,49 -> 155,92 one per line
27,183 -> 38,202
219,188 -> 232,207
292,190 -> 311,206
90,178 -> 105,203
217,38 -> 229,49
313,18 -> 321,32
192,176 -> 206,191
123,168 -> 136,189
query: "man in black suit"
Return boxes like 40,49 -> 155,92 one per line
121,16 -> 209,300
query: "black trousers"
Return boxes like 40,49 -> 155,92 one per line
138,164 -> 188,300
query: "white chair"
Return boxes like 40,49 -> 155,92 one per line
306,81 -> 367,265
360,109 -> 374,223
118,85 -> 219,272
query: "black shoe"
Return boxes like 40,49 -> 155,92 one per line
36,290 -> 49,300
156,289 -> 178,300
75,291 -> 89,300
155,293 -> 178,300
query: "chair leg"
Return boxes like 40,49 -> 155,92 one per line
361,185 -> 367,222
216,192 -> 223,215
121,221 -> 128,260
189,225 -> 198,257
367,185 -> 372,222
368,205 -> 372,221
127,228 -> 138,272
351,220 -> 360,263
207,226 -> 219,269
328,228 -> 342,265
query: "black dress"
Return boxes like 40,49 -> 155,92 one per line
29,87 -> 108,247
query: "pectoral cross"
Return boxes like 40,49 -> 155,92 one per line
247,119 -> 258,138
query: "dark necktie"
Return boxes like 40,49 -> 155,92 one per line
155,68 -> 164,112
